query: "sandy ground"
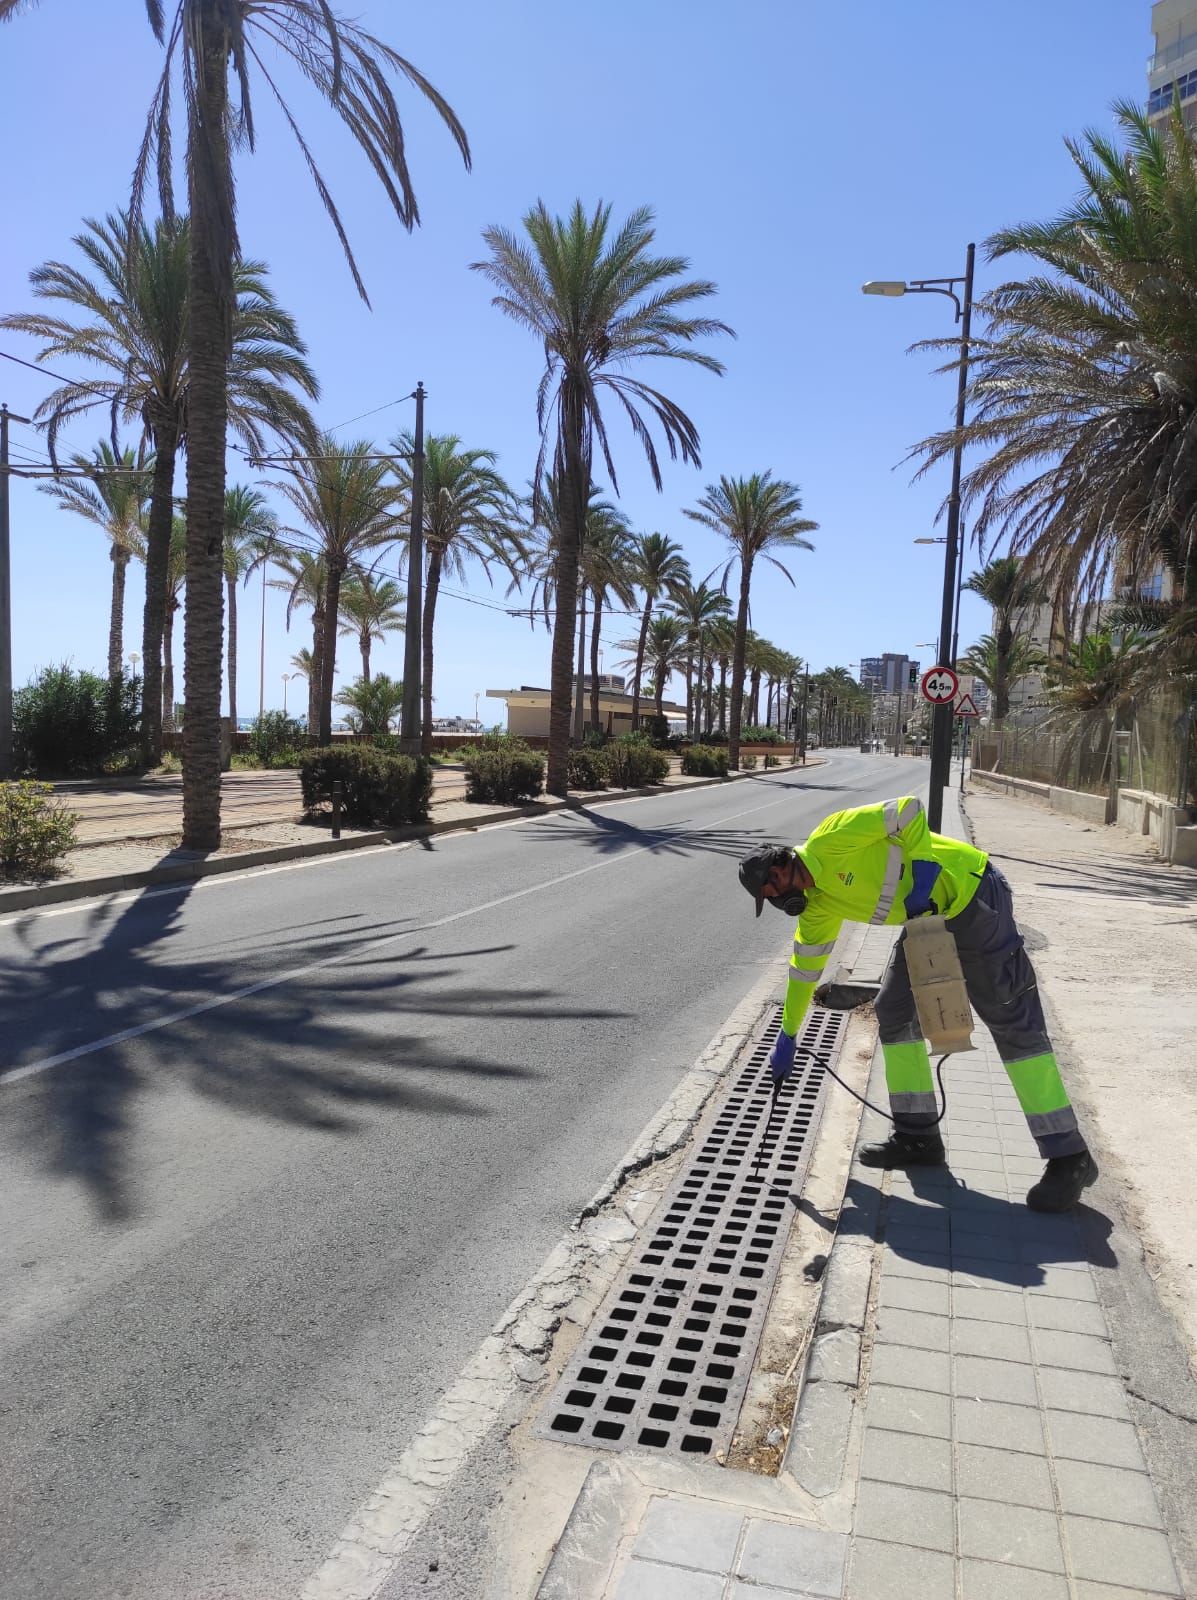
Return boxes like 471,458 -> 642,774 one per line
965,785 -> 1197,1365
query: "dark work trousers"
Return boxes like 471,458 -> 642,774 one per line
875,864 -> 1085,1158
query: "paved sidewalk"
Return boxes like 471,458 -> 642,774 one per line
532,788 -> 1192,1600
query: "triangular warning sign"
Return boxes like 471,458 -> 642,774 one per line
955,693 -> 980,718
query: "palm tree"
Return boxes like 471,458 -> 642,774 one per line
704,616 -> 737,737
24,0 -> 474,846
686,474 -> 817,769
1045,630 -> 1147,791
581,516 -> 637,733
337,575 -> 406,683
473,200 -> 731,793
222,485 -> 279,735
914,101 -> 1197,619
272,436 -> 400,743
627,533 -> 690,730
667,581 -> 731,738
272,552 -> 327,736
334,673 -> 405,741
960,634 -> 1049,710
1,211 -> 318,766
162,514 -> 187,733
742,633 -> 773,730
39,442 -> 151,680
392,432 -> 522,752
633,614 -> 688,727
962,556 -> 1048,721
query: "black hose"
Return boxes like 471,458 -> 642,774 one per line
817,1051 -> 952,1126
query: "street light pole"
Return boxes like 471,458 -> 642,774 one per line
399,381 -> 426,757
0,404 -> 31,780
864,245 -> 975,829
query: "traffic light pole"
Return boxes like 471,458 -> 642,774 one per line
399,382 -> 426,757
0,404 -> 32,780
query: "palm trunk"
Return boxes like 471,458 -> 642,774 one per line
704,662 -> 714,737
422,549 -> 441,755
728,562 -> 753,770
226,574 -> 238,733
108,545 -> 129,681
162,600 -> 176,732
631,597 -> 652,730
655,671 -> 665,723
995,616 -> 1013,721
589,592 -> 602,733
549,402 -> 585,796
685,653 -> 694,737
319,563 -> 343,744
181,12 -> 232,851
139,421 -> 178,762
360,632 -> 371,682
718,660 -> 727,734
308,609 -> 323,736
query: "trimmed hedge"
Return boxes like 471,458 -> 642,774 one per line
764,753 -> 782,768
14,664 -> 140,776
602,734 -> 669,788
742,724 -> 785,745
464,735 -> 545,803
1,780 -> 78,877
299,744 -> 432,827
741,753 -> 758,770
567,748 -> 609,790
681,744 -> 728,777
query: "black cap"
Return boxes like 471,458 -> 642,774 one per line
738,845 -> 798,918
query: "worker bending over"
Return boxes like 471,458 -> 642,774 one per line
738,796 -> 1096,1212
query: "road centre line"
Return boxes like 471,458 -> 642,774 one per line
0,791 -> 792,1088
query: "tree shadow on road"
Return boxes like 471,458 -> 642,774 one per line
517,804 -> 786,861
1,872 -> 624,1223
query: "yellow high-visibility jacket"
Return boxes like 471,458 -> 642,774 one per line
780,796 -> 988,1038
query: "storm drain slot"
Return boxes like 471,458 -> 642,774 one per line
535,1004 -> 849,1458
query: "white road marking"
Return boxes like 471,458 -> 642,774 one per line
1,791 -> 792,1087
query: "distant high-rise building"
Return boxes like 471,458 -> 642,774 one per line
877,653 -> 920,695
1148,1 -> 1197,128
858,658 -> 883,688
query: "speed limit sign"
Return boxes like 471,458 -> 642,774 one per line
920,665 -> 959,704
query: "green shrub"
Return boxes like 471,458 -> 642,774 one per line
603,733 -> 670,788
0,781 -> 78,877
568,747 -> 609,789
681,744 -> 729,777
299,744 -> 432,827
463,735 -> 545,803
741,753 -> 758,770
741,724 -> 785,745
647,714 -> 670,745
764,753 -> 781,768
249,711 -> 306,766
13,664 -> 141,776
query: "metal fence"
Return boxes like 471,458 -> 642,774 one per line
973,692 -> 1196,808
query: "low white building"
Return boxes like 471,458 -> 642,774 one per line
487,678 -> 686,739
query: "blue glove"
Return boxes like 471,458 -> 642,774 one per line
769,1030 -> 797,1081
904,858 -> 942,918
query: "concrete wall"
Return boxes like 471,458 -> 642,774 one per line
974,770 -> 1197,864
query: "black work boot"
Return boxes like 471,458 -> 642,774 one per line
1026,1149 -> 1098,1212
859,1129 -> 946,1169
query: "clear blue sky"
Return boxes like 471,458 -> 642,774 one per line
1,0 -> 1148,720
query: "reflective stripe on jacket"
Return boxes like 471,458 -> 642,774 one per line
780,796 -> 988,1038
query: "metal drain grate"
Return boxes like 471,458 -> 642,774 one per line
536,1004 -> 849,1459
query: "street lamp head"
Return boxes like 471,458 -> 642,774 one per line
862,280 -> 908,297
913,537 -> 947,544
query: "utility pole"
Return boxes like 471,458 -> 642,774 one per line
399,382 -> 426,757
1,404 -> 31,780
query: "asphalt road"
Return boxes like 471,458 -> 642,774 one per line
0,752 -> 916,1600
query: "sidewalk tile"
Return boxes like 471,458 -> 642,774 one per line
886,1223 -> 953,1256
1025,1268 -> 1098,1304
952,1319 -> 1032,1362
953,1260 -> 1037,1290
1046,1411 -> 1146,1469
729,1583 -> 826,1600
960,1558 -> 1068,1599
869,1345 -> 950,1393
1053,1460 -> 1164,1528
1063,1515 -> 1182,1594
1038,1368 -> 1130,1420
860,1428 -> 952,1492
1029,1328 -> 1117,1375
632,1497 -> 743,1573
846,1538 -> 954,1600
948,1137 -> 1003,1156
955,1396 -> 1045,1454
865,1384 -> 951,1438
1073,1585 -> 1181,1600
954,1354 -> 1038,1405
880,1248 -> 952,1284
950,1208 -> 1025,1239
949,1232 -> 1022,1264
878,1277 -> 951,1317
956,1443 -> 1054,1509
875,1308 -> 950,1353
950,1151 -> 1005,1174
958,1498 -> 1064,1572
737,1520 -> 848,1597
613,1559 -> 725,1600
953,1286 -> 1028,1325
1026,1296 -> 1108,1337
853,1482 -> 954,1552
